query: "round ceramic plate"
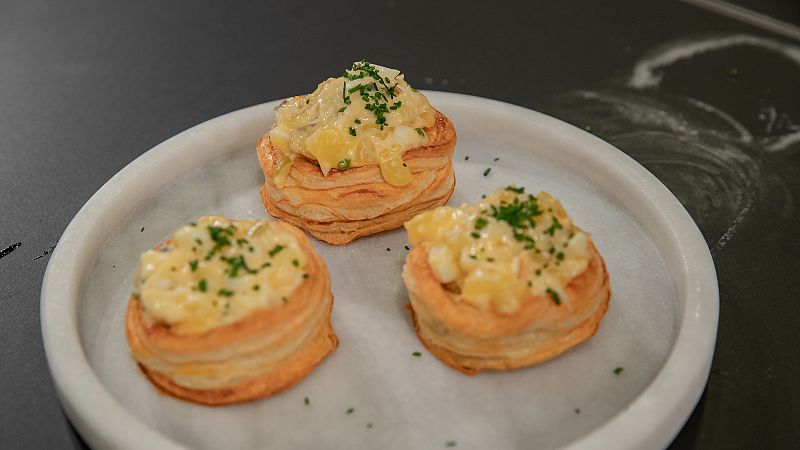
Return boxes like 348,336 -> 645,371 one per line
41,92 -> 718,450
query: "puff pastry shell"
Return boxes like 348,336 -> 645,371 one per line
257,111 -> 456,244
126,222 -> 338,405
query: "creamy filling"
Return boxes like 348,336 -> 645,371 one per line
269,61 -> 436,187
133,216 -> 308,334
405,186 -> 591,314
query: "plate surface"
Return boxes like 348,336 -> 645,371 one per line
41,92 -> 718,450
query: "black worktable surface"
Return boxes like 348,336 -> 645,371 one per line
2,1 -> 798,448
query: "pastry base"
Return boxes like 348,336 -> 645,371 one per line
403,243 -> 610,375
135,311 -> 338,406
257,111 -> 457,245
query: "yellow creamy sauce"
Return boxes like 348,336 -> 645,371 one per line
405,187 -> 591,314
269,61 -> 436,187
133,216 -> 307,334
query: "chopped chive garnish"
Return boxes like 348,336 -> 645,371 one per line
217,288 -> 234,297
337,158 -> 351,170
349,127 -> 357,136
292,259 -> 299,267
268,245 -> 284,257
338,106 -> 347,113
354,119 -> 361,124
198,279 -> 207,292
346,407 -> 355,415
415,127 -> 425,136
546,288 -> 561,305
474,217 -> 489,230
614,367 -> 624,374
412,351 -> 422,357
483,168 -> 491,177
471,232 -> 480,239
189,260 -> 199,272
304,397 -> 310,405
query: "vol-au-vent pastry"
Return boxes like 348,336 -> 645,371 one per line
402,186 -> 610,374
257,61 -> 457,245
125,216 -> 338,405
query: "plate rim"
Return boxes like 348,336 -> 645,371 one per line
40,91 -> 718,450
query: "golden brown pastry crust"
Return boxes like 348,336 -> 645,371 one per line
257,111 -> 457,245
125,222 -> 338,406
403,241 -> 610,375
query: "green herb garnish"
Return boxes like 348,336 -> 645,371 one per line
349,127 -> 357,136
415,127 -> 425,136
337,158 -> 351,170
546,287 -> 561,305
483,168 -> 491,177
198,279 -> 207,292
412,351 -> 422,357
221,255 -> 258,277
189,259 -> 199,272
614,367 -> 624,375
474,217 -> 489,230
217,288 -> 234,297
268,244 -> 284,257
544,217 -> 563,236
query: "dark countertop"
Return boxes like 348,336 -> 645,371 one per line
1,1 -> 798,448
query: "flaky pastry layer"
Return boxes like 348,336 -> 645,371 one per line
257,111 -> 457,244
125,222 -> 338,405
402,241 -> 610,375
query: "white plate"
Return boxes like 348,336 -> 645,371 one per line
41,92 -> 718,450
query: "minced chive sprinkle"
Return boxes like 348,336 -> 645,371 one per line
386,247 -> 391,252
189,259 -> 199,272
494,157 -> 500,161
198,279 -> 207,292
412,351 -> 422,357
338,158 -> 351,170
474,217 -> 489,230
268,244 -> 284,257
614,367 -> 624,375
546,288 -> 561,305
483,168 -> 491,177
346,407 -> 355,415
304,397 -> 310,405
471,232 -> 480,239
253,284 -> 260,291
292,259 -> 299,267
218,288 -> 234,297
349,127 -> 357,136
338,106 -> 347,113
415,127 -> 425,136
464,156 -> 469,160
354,119 -> 361,124
404,245 -> 410,250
